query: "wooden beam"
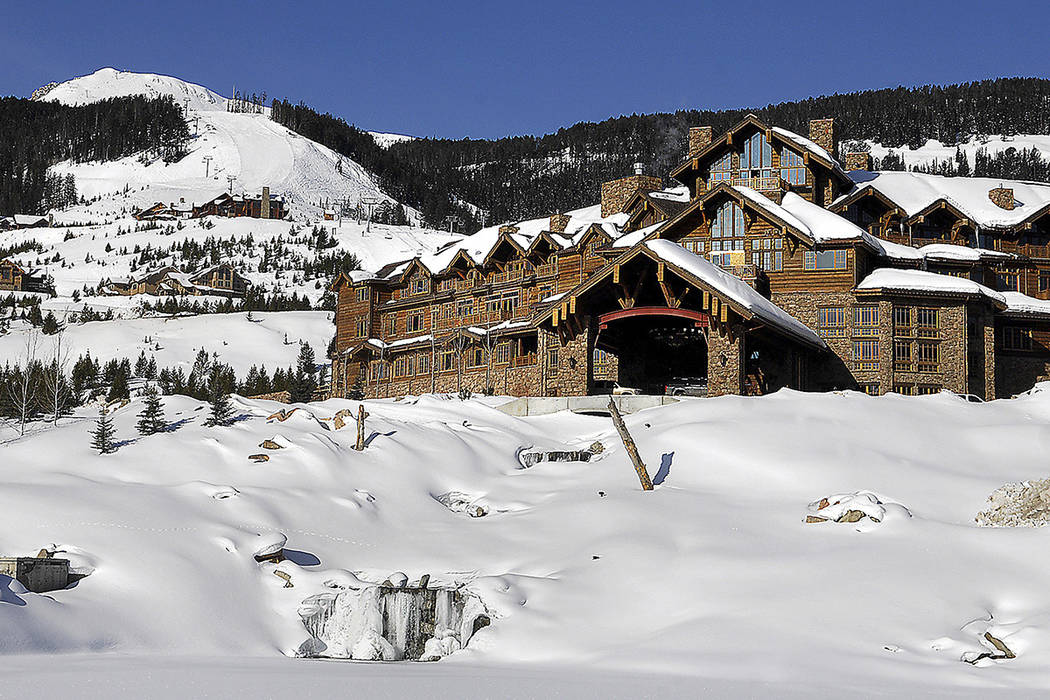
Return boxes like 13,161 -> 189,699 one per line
552,308 -> 559,327
570,295 -> 577,315
657,262 -> 666,282
607,399 -> 653,491
703,290 -> 710,310
613,263 -> 621,284
720,304 -> 728,324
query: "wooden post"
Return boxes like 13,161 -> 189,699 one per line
354,404 -> 370,451
607,399 -> 653,491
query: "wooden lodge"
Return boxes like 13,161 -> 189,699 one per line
102,263 -> 250,298
0,214 -> 50,231
192,187 -> 286,220
0,259 -> 48,293
330,115 -> 1050,401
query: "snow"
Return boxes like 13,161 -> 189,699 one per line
771,126 -> 844,172
645,239 -> 825,348
3,385 -> 1050,696
918,243 -> 1014,262
846,171 -> 1050,229
865,134 -> 1050,174
368,132 -> 417,149
857,268 -> 1007,305
40,69 -> 413,222
1002,291 -> 1050,318
0,311 -> 333,376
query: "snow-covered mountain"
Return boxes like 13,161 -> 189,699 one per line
864,134 -> 1050,170
39,68 -> 408,223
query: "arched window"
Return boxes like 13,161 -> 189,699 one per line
780,147 -> 806,185
740,133 -> 774,189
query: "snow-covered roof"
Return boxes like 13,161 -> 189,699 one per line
374,203 -> 634,280
1001,292 -> 1050,319
844,171 -> 1050,229
645,239 -> 825,349
734,188 -> 882,251
856,268 -> 1006,305
647,186 -> 691,203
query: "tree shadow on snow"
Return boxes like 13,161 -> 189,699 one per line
112,437 -> 140,451
161,418 -> 194,433
653,452 -> 674,486
283,549 -> 321,567
363,430 -> 397,448
0,575 -> 26,606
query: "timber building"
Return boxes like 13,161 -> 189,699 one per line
331,115 -> 1050,401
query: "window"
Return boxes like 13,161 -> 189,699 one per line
860,383 -> 880,396
803,249 -> 848,271
1002,327 -> 1033,351
893,384 -> 915,396
356,287 -> 368,302
495,342 -> 511,364
456,299 -> 474,317
709,152 -> 733,185
916,308 -> 939,338
394,356 -> 410,377
1040,273 -> 1050,293
818,307 -> 847,337
369,361 -> 389,381
442,302 -> 455,320
711,201 -> 746,238
440,350 -> 455,372
893,340 -> 912,371
411,277 -> 429,295
407,311 -> 424,333
854,306 -> 879,337
751,238 -> 783,271
385,316 -> 396,336
916,342 -> 939,372
740,132 -> 775,189
468,347 -> 485,367
780,148 -> 806,185
916,385 -> 941,396
997,269 -> 1020,292
893,306 -> 912,335
546,345 -> 559,375
417,353 -> 431,375
593,348 -> 614,368
853,339 -> 879,371
354,319 -> 367,337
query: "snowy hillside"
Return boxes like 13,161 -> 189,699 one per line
1,215 -> 461,307
40,69 -> 409,223
1,387 -> 1050,697
865,134 -> 1050,170
368,131 -> 417,149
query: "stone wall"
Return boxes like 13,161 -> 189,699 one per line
997,354 -> 1050,397
539,322 -> 592,397
549,213 -> 570,233
707,326 -> 744,396
600,174 -> 662,217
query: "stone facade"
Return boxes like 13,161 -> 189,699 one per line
808,118 -> 836,158
988,187 -> 1015,210
549,213 -> 570,233
600,174 -> 662,218
688,126 -> 713,156
706,327 -> 744,396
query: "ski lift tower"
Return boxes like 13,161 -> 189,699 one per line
361,196 -> 380,235
444,215 -> 462,234
203,155 -> 213,179
226,175 -> 236,193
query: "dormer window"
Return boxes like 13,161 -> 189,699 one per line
780,148 -> 806,185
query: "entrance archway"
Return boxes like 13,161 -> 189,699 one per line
595,307 -> 709,395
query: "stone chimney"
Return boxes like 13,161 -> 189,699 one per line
688,126 -> 713,156
808,118 -> 836,159
843,151 -> 873,172
600,171 -> 662,218
989,186 -> 1015,210
549,212 -> 570,233
261,186 -> 271,219
499,224 -> 520,235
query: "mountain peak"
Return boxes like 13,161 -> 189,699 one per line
41,68 -> 227,112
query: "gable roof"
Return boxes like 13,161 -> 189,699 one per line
838,171 -> 1050,230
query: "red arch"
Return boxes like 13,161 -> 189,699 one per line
599,306 -> 710,329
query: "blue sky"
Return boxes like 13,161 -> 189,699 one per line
2,0 -> 1046,140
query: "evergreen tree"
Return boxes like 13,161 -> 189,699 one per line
204,368 -> 235,427
91,407 -> 116,454
290,342 -> 318,403
135,386 -> 166,435
107,366 -> 129,402
41,311 -> 60,335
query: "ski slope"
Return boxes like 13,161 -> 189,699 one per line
1,387 -> 1050,697
865,134 -> 1050,171
40,69 -> 407,223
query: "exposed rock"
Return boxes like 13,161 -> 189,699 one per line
267,408 -> 299,422
976,478 -> 1050,527
589,441 -> 605,454
435,491 -> 489,518
332,408 -> 353,430
804,491 -> 909,528
253,532 -> 287,562
260,439 -> 283,450
519,450 -> 593,468
248,453 -> 269,463
274,570 -> 294,588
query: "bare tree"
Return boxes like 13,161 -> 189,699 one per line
7,331 -> 40,436
42,329 -> 71,426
